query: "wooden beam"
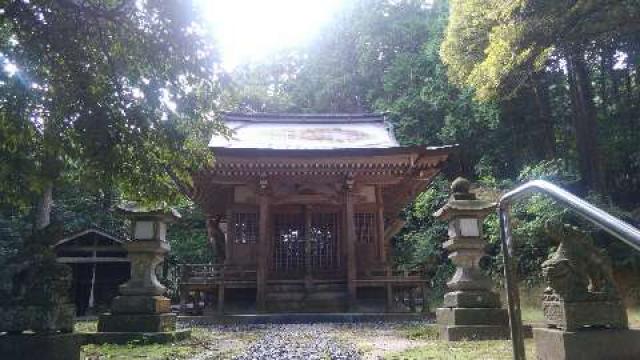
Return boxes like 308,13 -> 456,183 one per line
56,257 -> 129,263
256,183 -> 270,312
344,175 -> 357,310
55,246 -> 125,252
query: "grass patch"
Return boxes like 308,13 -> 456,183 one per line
75,320 -> 98,333
80,327 -> 243,360
403,324 -> 440,340
385,339 -> 536,360
520,305 -> 544,324
82,341 -> 197,360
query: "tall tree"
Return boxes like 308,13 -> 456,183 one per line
440,0 -> 640,191
0,0 -> 226,228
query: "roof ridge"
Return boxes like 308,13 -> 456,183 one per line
223,112 -> 387,123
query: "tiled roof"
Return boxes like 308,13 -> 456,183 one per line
210,112 -> 400,150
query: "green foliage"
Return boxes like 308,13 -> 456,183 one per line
0,0 -> 227,211
394,175 -> 453,304
167,205 -> 212,265
441,0 -> 640,100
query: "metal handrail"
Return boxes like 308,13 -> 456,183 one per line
497,180 -> 640,360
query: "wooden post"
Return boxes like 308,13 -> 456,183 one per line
304,205 -> 313,290
421,284 -> 430,314
257,177 -> 270,312
409,288 -> 417,312
385,266 -> 393,313
375,185 -> 386,264
225,209 -> 233,264
344,175 -> 357,311
217,285 -> 225,314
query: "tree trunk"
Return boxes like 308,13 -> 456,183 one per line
35,181 -> 53,230
532,72 -> 556,159
566,49 -> 605,192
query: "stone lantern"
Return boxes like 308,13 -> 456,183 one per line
434,177 -> 509,341
98,204 -> 181,334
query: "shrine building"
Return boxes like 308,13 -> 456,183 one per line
179,113 -> 453,313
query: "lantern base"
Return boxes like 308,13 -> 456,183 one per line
111,295 -> 171,314
98,313 -> 176,333
443,290 -> 501,308
437,307 -> 509,341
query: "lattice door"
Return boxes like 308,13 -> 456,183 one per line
310,212 -> 338,270
273,213 -> 305,273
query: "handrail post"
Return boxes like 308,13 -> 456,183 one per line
499,204 -> 526,360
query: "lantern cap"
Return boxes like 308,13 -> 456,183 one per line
433,177 -> 495,219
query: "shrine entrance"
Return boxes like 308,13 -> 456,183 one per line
272,206 -> 341,280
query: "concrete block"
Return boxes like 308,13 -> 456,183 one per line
437,307 -> 508,326
534,327 -> 640,360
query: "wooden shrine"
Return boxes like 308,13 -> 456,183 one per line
179,113 -> 453,313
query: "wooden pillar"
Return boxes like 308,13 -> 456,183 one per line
409,287 -> 417,312
225,209 -> 233,264
304,205 -> 313,289
257,177 -> 270,312
179,285 -> 187,314
421,284 -> 430,314
344,175 -> 357,311
217,285 -> 225,314
375,185 -> 386,265
385,268 -> 393,312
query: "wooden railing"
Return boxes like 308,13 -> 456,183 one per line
178,264 -> 257,284
178,263 -> 424,285
357,266 -> 424,280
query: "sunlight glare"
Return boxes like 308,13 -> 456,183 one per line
3,62 -> 18,77
197,0 -> 344,70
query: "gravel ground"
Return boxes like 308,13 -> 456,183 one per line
179,321 -> 431,360
233,324 -> 361,360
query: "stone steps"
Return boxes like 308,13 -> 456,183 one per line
265,283 -> 348,312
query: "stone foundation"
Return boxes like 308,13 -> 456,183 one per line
534,327 -> 640,360
84,328 -> 191,345
98,312 -> 177,333
440,325 -> 511,341
542,299 -> 628,331
0,333 -> 82,360
437,307 -> 510,341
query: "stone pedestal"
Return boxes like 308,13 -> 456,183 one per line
542,298 -> 628,331
97,206 -> 184,342
0,333 -> 83,360
433,178 -> 509,341
99,240 -> 177,334
534,327 -> 640,360
437,307 -> 510,341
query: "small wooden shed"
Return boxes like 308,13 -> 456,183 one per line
54,228 -> 130,315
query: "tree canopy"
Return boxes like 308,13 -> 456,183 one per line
0,0 -> 226,224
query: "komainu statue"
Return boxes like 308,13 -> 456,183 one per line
541,222 -> 628,331
0,223 -> 75,334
